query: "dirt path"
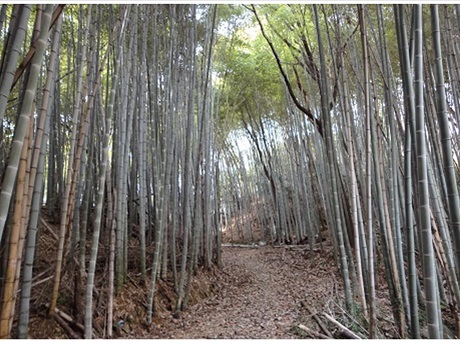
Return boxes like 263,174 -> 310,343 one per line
154,245 -> 341,339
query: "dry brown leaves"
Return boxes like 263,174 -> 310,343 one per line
25,216 -> 398,339
145,244 -> 343,339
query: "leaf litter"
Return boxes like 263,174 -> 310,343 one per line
26,219 -> 399,339
144,243 -> 347,339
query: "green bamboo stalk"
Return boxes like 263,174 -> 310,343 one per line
430,4 -> 460,280
314,4 -> 352,311
0,4 -> 50,243
414,4 -> 442,338
0,5 -> 31,124
17,13 -> 62,338
84,8 -> 128,338
49,5 -> 92,315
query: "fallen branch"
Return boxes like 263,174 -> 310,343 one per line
53,313 -> 80,339
313,313 -> 333,338
323,312 -> 361,339
334,302 -> 369,336
127,273 -> 140,289
221,244 -> 260,248
289,247 -> 320,252
301,303 -> 333,338
54,307 -> 84,331
17,271 -> 55,294
40,218 -> 59,241
273,245 -> 308,249
31,275 -> 54,289
45,303 -> 96,338
298,324 -> 331,339
273,245 -> 320,252
31,266 -> 53,282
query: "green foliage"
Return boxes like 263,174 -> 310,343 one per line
213,5 -> 290,145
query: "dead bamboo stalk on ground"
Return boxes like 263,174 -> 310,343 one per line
45,303 -> 96,338
298,324 -> 331,339
221,244 -> 260,248
301,303 -> 333,338
40,218 -> 59,241
17,275 -> 54,294
323,312 -> 362,339
53,313 -> 80,339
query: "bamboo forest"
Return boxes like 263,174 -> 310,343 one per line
2,3 -> 460,339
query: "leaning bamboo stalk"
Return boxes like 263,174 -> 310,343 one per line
430,4 -> 460,281
104,11 -> 126,338
0,4 -> 50,244
0,5 -> 53,339
8,111 -> 35,334
84,96 -> 110,339
84,7 -> 128,338
394,4 -> 420,338
172,4 -> 198,317
0,5 -> 31,124
138,8 -> 147,282
0,105 -> 32,338
357,4 -> 376,338
376,5 -> 409,328
17,13 -> 62,338
115,49 -> 130,292
341,42 -> 367,317
107,197 -> 116,338
428,159 -> 460,337
314,4 -> 352,312
49,5 -> 92,316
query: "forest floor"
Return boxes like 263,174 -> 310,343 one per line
148,244 -> 349,339
114,241 -> 398,339
24,214 -> 401,339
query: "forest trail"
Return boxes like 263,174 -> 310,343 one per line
152,245 -> 341,339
